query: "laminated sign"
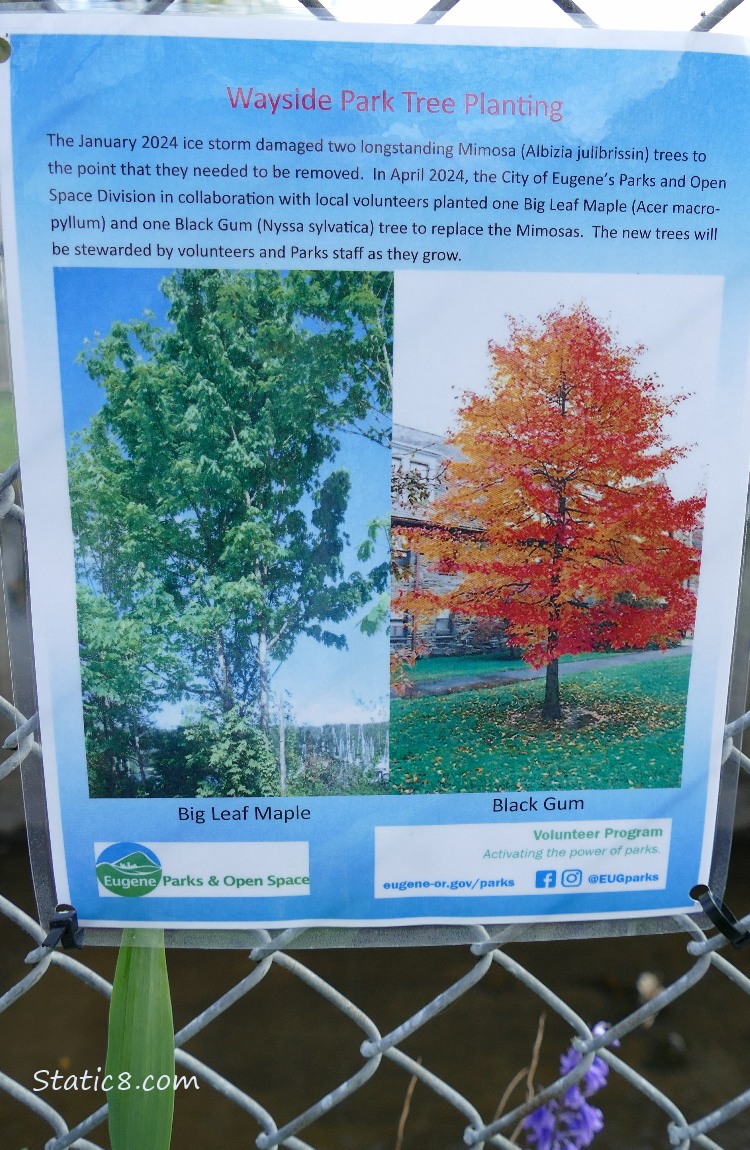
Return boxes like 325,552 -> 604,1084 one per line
1,15 -> 749,931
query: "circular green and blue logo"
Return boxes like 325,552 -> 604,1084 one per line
95,842 -> 162,898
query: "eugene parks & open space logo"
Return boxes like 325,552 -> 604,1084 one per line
95,842 -> 162,897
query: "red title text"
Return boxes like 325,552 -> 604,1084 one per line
227,86 -> 564,121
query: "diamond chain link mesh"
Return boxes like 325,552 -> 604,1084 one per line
2,3 -> 750,1148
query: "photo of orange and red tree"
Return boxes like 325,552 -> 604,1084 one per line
390,286 -> 712,794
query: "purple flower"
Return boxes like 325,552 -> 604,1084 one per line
560,1099 -> 605,1144
524,1102 -> 558,1147
522,1024 -> 615,1150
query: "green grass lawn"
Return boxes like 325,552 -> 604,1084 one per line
404,648 -> 639,684
0,393 -> 18,471
404,652 -> 523,683
390,654 -> 690,793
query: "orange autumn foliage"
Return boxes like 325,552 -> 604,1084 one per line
399,305 -> 704,718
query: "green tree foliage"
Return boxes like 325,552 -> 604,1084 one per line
70,269 -> 392,796
187,708 -> 279,798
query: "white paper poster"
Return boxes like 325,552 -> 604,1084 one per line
1,16 -> 748,928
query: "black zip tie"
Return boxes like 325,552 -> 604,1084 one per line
42,905 -> 84,950
690,884 -> 750,949
2,711 -> 39,751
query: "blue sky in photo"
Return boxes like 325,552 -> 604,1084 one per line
53,267 -> 391,727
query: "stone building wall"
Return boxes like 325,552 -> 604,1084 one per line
390,423 -> 510,658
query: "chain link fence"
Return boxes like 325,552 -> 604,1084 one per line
3,2 -> 750,1148
4,781 -> 750,1150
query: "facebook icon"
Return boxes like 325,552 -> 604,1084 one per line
535,869 -> 557,890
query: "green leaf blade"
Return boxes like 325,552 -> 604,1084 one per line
106,928 -> 175,1150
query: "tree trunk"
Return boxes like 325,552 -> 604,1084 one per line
278,697 -> 286,794
543,657 -> 562,722
134,730 -> 148,784
258,628 -> 270,734
543,482 -> 566,725
214,629 -> 235,714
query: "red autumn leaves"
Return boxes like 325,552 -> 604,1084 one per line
396,305 -> 703,719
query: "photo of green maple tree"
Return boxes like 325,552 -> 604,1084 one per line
57,268 -> 392,799
390,284 -> 711,794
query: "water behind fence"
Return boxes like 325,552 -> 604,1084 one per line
3,3 -> 750,1148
